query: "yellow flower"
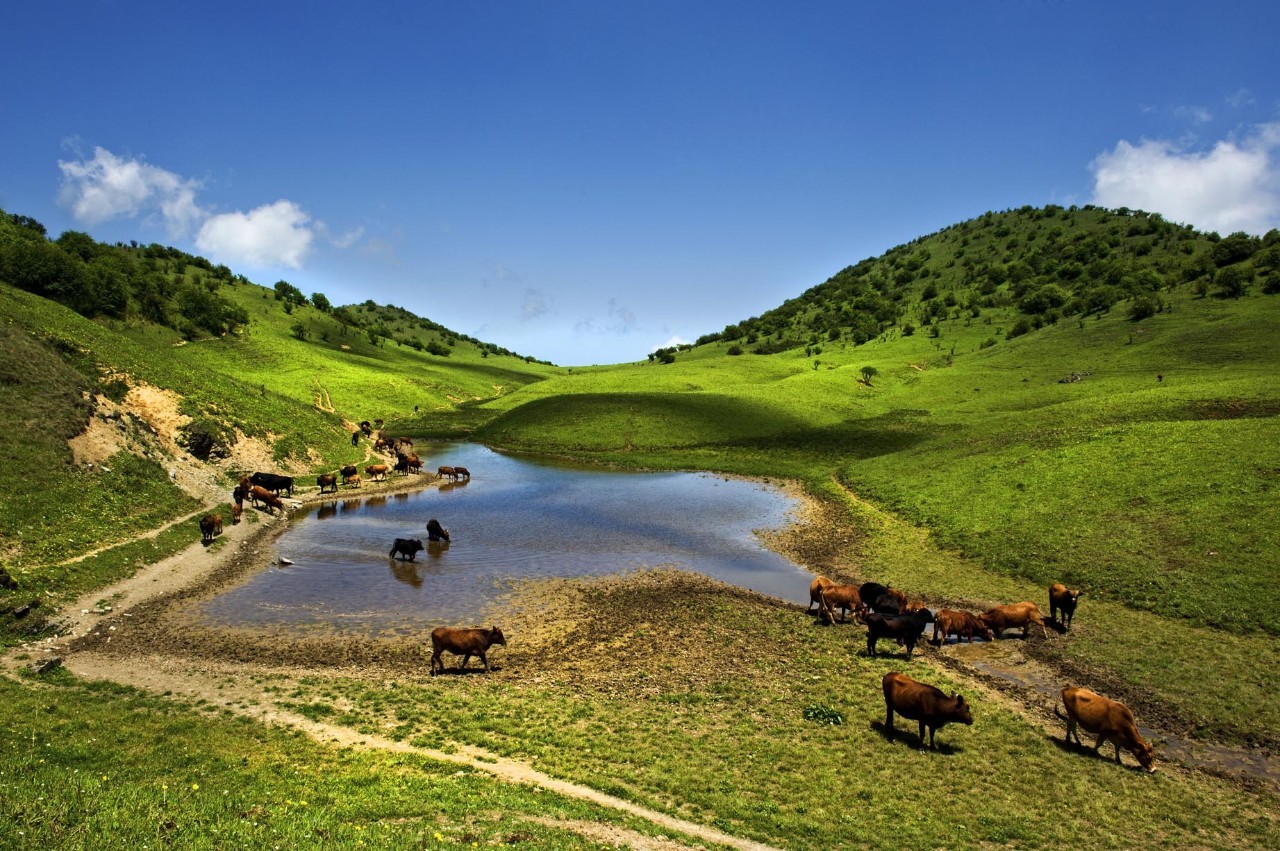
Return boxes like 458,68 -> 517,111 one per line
191,783 -> 200,791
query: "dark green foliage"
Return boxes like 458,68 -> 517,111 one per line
726,344 -> 744,356
0,209 -> 246,336
426,339 -> 451,357
1212,231 -> 1261,267
1129,295 -> 1160,321
310,291 -> 332,312
273,280 -> 307,306
1006,317 -> 1032,338
1215,266 -> 1250,298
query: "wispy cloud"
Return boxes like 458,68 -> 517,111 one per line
1172,104 -> 1213,124
1226,88 -> 1255,109
58,146 -> 204,236
520,288 -> 552,320
56,145 -> 359,268
1090,123 -> 1280,235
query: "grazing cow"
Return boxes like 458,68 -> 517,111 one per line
351,430 -> 360,447
317,473 -> 338,494
430,625 -> 506,675
231,503 -> 242,524
200,514 -> 217,544
453,466 -> 471,479
1049,583 -> 1082,631
863,609 -> 935,660
1058,686 -> 1156,772
932,609 -> 994,645
359,420 -> 373,436
345,474 -> 361,489
365,464 -> 389,481
426,518 -> 450,542
249,485 -> 284,515
405,456 -> 423,474
250,471 -> 294,497
980,602 -> 1048,639
437,465 -> 456,479
389,538 -> 425,561
883,671 -> 973,749
375,437 -> 394,452
819,584 -> 862,623
808,575 -> 835,613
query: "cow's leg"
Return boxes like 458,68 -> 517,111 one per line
430,652 -> 441,675
919,720 -> 929,748
885,706 -> 894,736
478,651 -> 489,672
866,636 -> 876,657
458,653 -> 472,671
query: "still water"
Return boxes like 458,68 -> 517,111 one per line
199,443 -> 815,635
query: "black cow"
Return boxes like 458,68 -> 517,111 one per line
250,471 -> 294,497
389,538 -> 425,561
426,518 -> 450,542
859,582 -> 907,615
863,609 -> 935,660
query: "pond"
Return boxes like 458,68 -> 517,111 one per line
199,443 -> 816,636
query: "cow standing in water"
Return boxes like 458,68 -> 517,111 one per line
426,518 -> 450,542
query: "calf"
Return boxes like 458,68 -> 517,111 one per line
389,538 -> 425,561
365,464 -> 389,482
1058,686 -> 1156,772
437,465 -> 456,479
426,518 -> 450,542
430,625 -> 506,675
932,609 -> 994,645
883,671 -> 973,749
345,473 -> 361,489
863,609 -> 934,660
249,485 -> 284,515
1049,583 -> 1082,631
819,584 -> 862,623
980,602 -> 1048,639
231,502 -> 242,524
200,514 -> 218,544
317,473 -> 338,494
213,514 -> 223,535
453,466 -> 471,479
808,575 -> 834,613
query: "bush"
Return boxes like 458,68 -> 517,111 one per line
179,418 -> 235,461
1006,318 -> 1033,339
726,344 -> 744,356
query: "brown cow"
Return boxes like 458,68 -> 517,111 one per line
453,466 -> 471,479
882,671 -> 973,749
317,473 -> 338,494
213,514 -> 223,535
345,474 -> 362,488
231,502 -> 243,524
1050,583 -> 1082,631
430,625 -> 506,675
980,602 -> 1048,639
1058,686 -> 1156,772
818,584 -> 862,623
249,485 -> 284,515
365,464 -> 388,482
932,609 -> 994,645
437,465 -> 456,479
199,514 -> 217,544
808,575 -> 834,613
405,456 -> 423,474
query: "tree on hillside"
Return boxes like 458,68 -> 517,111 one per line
860,366 -> 878,385
311,292 -> 332,312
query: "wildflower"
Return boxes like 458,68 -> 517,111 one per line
192,783 -> 200,791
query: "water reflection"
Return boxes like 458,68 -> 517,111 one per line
200,443 -> 813,636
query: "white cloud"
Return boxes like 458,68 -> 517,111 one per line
655,335 -> 691,350
1172,105 -> 1213,124
58,146 -> 204,235
1090,123 -> 1280,235
195,200 -> 314,268
331,226 -> 364,249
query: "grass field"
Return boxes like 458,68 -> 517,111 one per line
3,205 -> 1280,847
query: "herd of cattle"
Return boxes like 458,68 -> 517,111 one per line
192,438 -> 1153,772
810,574 -> 1154,771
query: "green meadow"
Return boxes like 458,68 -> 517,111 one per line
3,205 -> 1280,847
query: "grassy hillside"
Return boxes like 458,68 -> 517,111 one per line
396,208 -> 1280,745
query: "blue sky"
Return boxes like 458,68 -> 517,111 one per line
3,1 -> 1278,366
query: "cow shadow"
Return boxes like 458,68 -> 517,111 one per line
870,720 -> 964,755
431,663 -> 502,676
1046,734 -> 1148,772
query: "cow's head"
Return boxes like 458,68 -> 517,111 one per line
950,694 -> 974,726
489,625 -> 507,646
1134,740 -> 1157,773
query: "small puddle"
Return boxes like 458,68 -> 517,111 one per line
941,637 -> 1280,792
